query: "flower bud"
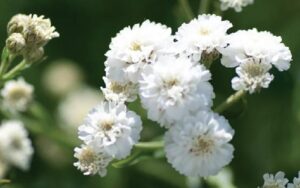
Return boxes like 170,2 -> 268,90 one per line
6,33 -> 26,55
7,14 -> 29,35
24,47 -> 44,63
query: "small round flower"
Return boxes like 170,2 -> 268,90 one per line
1,78 -> 34,112
219,0 -> 254,12
175,14 -> 232,62
231,61 -> 274,94
42,60 -> 84,97
261,171 -> 289,188
220,29 -> 292,71
58,87 -> 103,131
288,172 -> 300,188
164,111 -> 234,177
74,144 -> 112,177
101,77 -> 138,102
7,14 -> 30,35
23,14 -> 59,48
0,120 -> 34,170
6,33 -> 26,54
78,101 -> 142,159
105,20 -> 173,83
139,55 -> 214,127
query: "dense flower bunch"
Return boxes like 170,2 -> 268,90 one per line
74,13 -> 292,178
219,0 -> 254,12
259,171 -> 300,188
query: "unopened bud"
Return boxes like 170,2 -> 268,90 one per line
7,14 -> 29,35
6,33 -> 26,55
24,47 -> 44,62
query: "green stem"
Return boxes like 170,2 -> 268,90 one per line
135,141 -> 164,150
178,0 -> 194,21
214,90 -> 246,114
199,0 -> 210,14
2,60 -> 29,81
112,150 -> 142,168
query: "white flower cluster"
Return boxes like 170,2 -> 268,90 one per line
260,171 -> 300,188
0,120 -> 34,176
219,0 -> 254,12
74,14 -> 292,178
220,29 -> 292,94
6,14 -> 59,61
1,78 -> 34,113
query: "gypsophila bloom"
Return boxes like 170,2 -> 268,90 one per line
1,78 -> 34,112
220,29 -> 292,71
288,172 -> 300,188
219,0 -> 254,12
231,61 -> 274,93
58,87 -> 103,131
261,171 -> 289,188
42,60 -> 84,97
101,77 -> 138,102
74,144 -> 112,177
0,120 -> 34,171
164,111 -> 234,177
6,33 -> 26,54
78,101 -> 142,159
175,14 -> 232,62
139,55 -> 214,127
105,20 -> 173,83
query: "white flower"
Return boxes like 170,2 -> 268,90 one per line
23,14 -> 59,48
78,101 -> 142,159
58,87 -> 103,131
164,111 -> 234,177
288,172 -> 300,188
105,20 -> 173,83
219,0 -> 254,12
220,29 -> 292,71
74,144 -> 112,177
139,55 -> 214,127
42,60 -> 84,97
261,171 -> 289,188
1,78 -> 34,112
0,120 -> 34,170
175,14 -> 232,62
101,77 -> 138,102
231,61 -> 274,93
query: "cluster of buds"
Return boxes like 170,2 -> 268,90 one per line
6,14 -> 59,62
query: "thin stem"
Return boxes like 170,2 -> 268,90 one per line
199,0 -> 210,14
2,60 -> 29,81
214,90 -> 246,114
112,150 -> 142,168
178,0 -> 194,21
135,141 -> 164,150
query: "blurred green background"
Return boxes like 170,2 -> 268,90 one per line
0,0 -> 300,187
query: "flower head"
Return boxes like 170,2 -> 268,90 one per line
1,78 -> 34,112
164,111 -> 234,177
101,77 -> 138,102
78,101 -> 142,159
6,33 -> 26,55
220,29 -> 292,71
105,20 -> 173,83
74,144 -> 112,177
261,171 -> 289,188
0,120 -> 34,170
139,55 -> 214,127
175,14 -> 232,62
231,60 -> 274,93
219,0 -> 254,12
